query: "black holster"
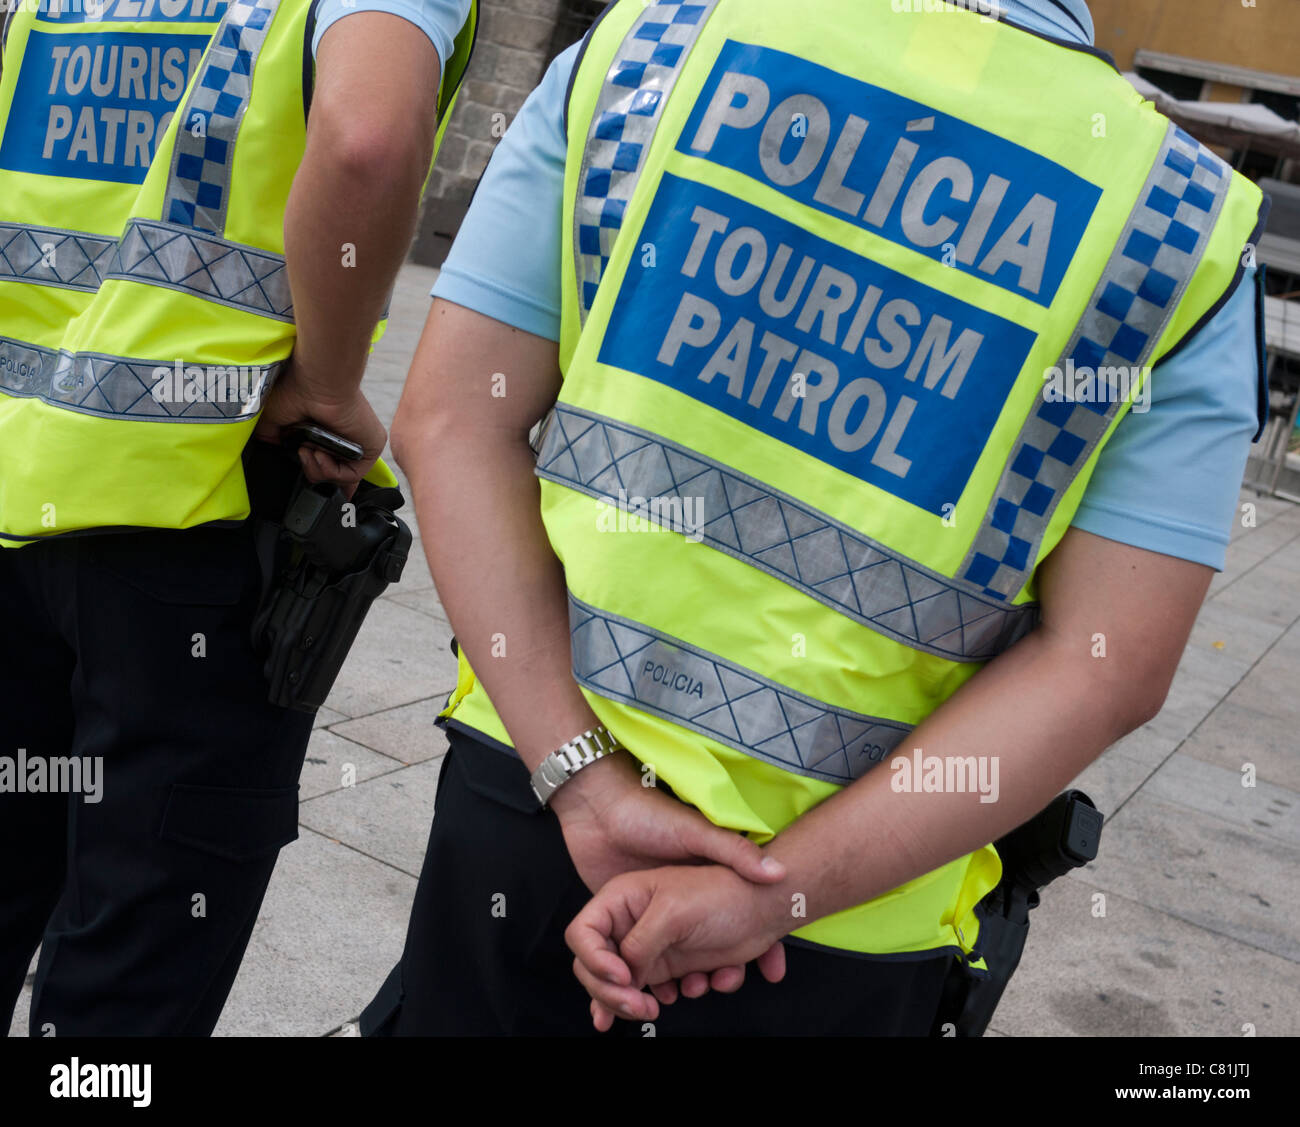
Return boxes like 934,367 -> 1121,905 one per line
929,789 -> 1105,1037
244,441 -> 412,713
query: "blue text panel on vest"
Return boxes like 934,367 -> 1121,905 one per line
598,175 -> 1037,517
0,30 -> 212,184
677,40 -> 1102,307
35,0 -> 228,22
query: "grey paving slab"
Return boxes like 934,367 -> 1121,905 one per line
1227,504 -> 1300,549
994,874 -> 1300,1036
299,758 -> 443,878
1211,519 -> 1300,596
1181,700 -> 1300,793
1104,723 -> 1183,771
363,382 -> 404,424
1069,751 -> 1152,819
9,953 -> 36,1037
1275,618 -> 1300,658
299,729 -> 406,800
1212,562 -> 1300,631
321,598 -> 460,719
1144,752 -> 1300,847
330,698 -> 450,765
1171,638 -> 1255,698
214,827 -> 415,1036
1145,670 -> 1232,744
1186,597 -> 1287,672
363,353 -> 415,382
1262,540 -> 1300,574
1222,645 -> 1300,722
313,705 -> 350,728
386,585 -> 452,624
1079,791 -> 1300,963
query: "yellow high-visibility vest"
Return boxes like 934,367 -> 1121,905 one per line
443,0 -> 1264,960
0,0 -> 477,544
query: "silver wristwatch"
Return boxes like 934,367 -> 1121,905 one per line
529,725 -> 625,808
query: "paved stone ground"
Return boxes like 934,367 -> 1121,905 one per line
11,264 -> 1300,1036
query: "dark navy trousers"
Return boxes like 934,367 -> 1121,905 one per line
362,727 -> 950,1036
0,520 -> 313,1036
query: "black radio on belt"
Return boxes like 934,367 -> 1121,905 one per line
247,430 -> 412,713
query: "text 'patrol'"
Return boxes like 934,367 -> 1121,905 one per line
599,175 -> 1036,515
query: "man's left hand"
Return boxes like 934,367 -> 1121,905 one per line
565,864 -> 790,1030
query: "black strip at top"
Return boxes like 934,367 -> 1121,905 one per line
302,0 -> 321,122
1252,263 -> 1270,443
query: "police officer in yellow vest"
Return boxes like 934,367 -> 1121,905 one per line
363,0 -> 1267,1035
0,0 -> 475,1034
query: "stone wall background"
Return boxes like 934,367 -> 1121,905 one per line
411,0 -> 608,266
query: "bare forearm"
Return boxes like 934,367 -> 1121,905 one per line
284,15 -> 440,393
758,630 -> 1150,934
399,418 -> 600,770
284,140 -> 428,389
394,304 -> 794,889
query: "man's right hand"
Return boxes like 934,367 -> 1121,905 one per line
549,752 -> 785,896
255,361 -> 388,492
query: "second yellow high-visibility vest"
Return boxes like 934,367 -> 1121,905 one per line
0,0 -> 477,545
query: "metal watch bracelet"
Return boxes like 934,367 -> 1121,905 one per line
529,725 -> 625,808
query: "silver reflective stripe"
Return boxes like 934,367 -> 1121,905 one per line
572,0 -> 719,324
164,0 -> 283,235
538,404 -> 1037,662
0,334 -> 278,421
106,219 -> 293,321
569,593 -> 911,785
0,222 -> 116,292
960,122 -> 1232,601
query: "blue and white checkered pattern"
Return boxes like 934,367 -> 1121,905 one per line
164,0 -> 281,235
961,123 -> 1230,601
573,0 -> 719,323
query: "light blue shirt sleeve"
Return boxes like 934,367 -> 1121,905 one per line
431,41 -> 579,341
312,0 -> 472,69
430,4 -> 1261,571
999,0 -> 1094,43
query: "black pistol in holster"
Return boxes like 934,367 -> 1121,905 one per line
929,789 -> 1104,1037
246,442 -> 412,713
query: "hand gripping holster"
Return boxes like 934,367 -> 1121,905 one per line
245,443 -> 412,713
